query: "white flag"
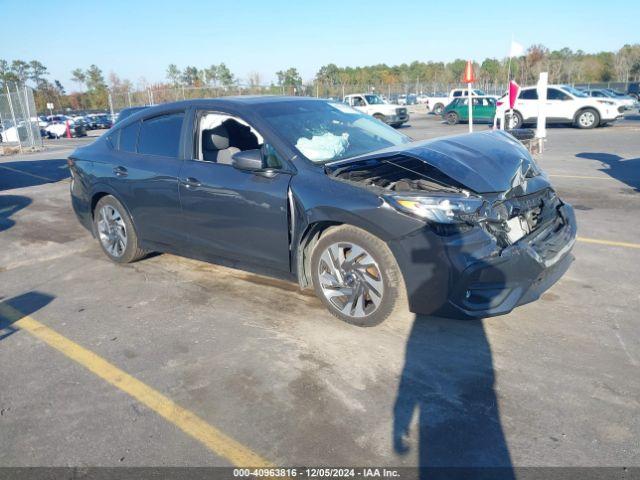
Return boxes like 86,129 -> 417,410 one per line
509,40 -> 525,58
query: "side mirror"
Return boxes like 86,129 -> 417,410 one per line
231,149 -> 264,171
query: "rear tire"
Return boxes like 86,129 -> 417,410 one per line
505,111 -> 523,129
433,103 -> 444,115
310,225 -> 402,327
446,112 -> 459,125
575,108 -> 599,129
93,195 -> 147,264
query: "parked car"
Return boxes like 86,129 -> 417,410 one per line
443,97 -> 497,124
343,94 -> 409,127
626,82 -> 639,101
1,120 -> 48,143
93,115 -> 113,129
0,123 -> 26,143
584,89 -> 636,110
396,94 -> 417,105
83,116 -> 98,130
426,88 -> 493,115
45,119 -> 87,138
68,97 -> 576,326
500,85 -> 623,129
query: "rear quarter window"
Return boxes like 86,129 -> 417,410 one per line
119,121 -> 140,152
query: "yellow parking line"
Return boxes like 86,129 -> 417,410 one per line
577,236 -> 640,249
0,303 -> 272,468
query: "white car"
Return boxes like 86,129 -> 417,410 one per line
343,94 -> 409,127
0,125 -> 21,143
585,89 -> 636,111
426,88 -> 493,115
500,84 -> 624,129
0,122 -> 42,143
44,117 -> 87,138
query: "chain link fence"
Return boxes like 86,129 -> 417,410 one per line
0,84 -> 43,151
109,84 -> 274,112
107,82 -> 511,113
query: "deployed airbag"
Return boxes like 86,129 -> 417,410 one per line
296,132 -> 349,162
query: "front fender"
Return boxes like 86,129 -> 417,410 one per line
289,171 -> 427,286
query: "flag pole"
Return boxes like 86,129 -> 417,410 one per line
507,35 -> 513,129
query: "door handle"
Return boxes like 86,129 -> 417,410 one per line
180,177 -> 202,189
113,166 -> 128,177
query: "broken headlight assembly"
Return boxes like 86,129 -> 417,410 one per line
385,194 -> 486,224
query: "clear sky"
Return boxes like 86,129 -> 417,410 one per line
2,0 -> 638,89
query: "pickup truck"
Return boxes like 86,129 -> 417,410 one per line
426,88 -> 495,115
343,94 -> 409,128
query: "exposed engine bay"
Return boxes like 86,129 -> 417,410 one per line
326,154 -> 466,193
327,153 -> 566,249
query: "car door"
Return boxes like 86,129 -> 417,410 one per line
350,96 -> 368,114
178,110 -> 293,271
106,112 -> 186,247
546,88 -> 574,121
454,98 -> 468,120
476,98 -> 496,120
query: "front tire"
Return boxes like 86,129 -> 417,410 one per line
373,113 -> 386,123
310,225 -> 402,327
93,195 -> 147,264
575,108 -> 599,129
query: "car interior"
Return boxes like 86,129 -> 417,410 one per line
198,113 -> 264,164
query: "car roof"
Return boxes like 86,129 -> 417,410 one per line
113,96 -> 330,126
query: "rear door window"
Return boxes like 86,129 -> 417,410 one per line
138,112 -> 185,157
119,121 -> 140,152
547,88 -> 570,101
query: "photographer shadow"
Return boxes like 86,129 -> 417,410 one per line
393,243 -> 514,479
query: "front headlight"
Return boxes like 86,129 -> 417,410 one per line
386,194 -> 485,224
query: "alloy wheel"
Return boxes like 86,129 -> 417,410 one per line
97,204 -> 127,257
579,111 -> 595,127
317,242 -> 384,318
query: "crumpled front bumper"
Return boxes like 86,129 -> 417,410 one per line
388,203 -> 577,319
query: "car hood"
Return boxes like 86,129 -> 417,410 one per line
328,130 -> 541,194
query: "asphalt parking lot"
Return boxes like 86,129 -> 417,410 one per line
1,113 -> 639,473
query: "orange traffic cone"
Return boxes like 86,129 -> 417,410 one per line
65,120 -> 72,138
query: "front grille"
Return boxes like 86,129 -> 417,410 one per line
396,108 -> 407,115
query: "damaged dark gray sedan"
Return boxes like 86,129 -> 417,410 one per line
69,97 -> 576,326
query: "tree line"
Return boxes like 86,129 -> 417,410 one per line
1,43 -> 638,112
314,44 -> 640,91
